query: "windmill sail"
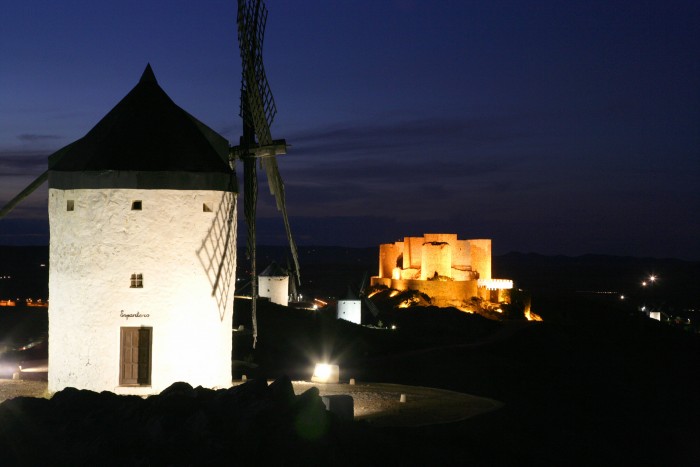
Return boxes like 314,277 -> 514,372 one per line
237,0 -> 299,283
235,0 -> 300,346
0,171 -> 48,219
238,0 -> 276,144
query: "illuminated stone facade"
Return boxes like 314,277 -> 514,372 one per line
371,234 -> 512,307
48,66 -> 237,395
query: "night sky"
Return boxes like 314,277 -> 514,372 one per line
1,1 -> 698,259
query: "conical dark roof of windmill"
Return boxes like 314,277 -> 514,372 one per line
48,64 -> 231,175
344,285 -> 359,300
260,262 -> 288,277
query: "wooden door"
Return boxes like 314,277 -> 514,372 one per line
120,327 -> 152,385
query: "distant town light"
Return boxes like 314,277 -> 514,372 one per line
620,295 -> 625,300
649,274 -> 657,283
642,281 -> 647,287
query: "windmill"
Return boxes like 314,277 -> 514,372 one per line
231,0 -> 300,347
337,272 -> 381,325
0,0 -> 299,350
1,61 -> 242,393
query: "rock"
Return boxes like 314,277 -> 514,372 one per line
291,386 -> 331,442
159,381 -> 195,398
321,394 -> 354,421
268,374 -> 295,407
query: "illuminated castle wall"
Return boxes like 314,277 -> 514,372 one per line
48,66 -> 237,395
371,234 -> 512,307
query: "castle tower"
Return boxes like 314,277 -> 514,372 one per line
468,239 -> 492,280
47,65 -> 237,395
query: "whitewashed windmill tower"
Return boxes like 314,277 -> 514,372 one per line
2,65 -> 238,394
48,65 -> 237,394
258,262 -> 290,307
337,286 -> 362,325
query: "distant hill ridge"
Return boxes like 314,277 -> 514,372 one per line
1,245 -> 697,305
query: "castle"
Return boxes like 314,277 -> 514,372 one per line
370,234 -> 513,308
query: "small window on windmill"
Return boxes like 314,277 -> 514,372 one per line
66,200 -> 75,211
130,274 -> 143,288
203,202 -> 213,212
131,200 -> 142,211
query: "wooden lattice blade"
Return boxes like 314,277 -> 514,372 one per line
0,171 -> 48,219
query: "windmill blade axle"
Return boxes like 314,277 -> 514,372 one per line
230,139 -> 287,160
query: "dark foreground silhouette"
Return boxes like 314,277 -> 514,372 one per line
0,377 -> 382,466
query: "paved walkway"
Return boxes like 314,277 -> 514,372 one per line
293,381 -> 502,427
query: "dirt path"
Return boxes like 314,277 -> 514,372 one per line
293,381 -> 502,427
0,379 -> 49,403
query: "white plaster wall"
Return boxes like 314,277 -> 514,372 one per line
259,276 -> 289,307
337,300 -> 361,325
48,188 -> 236,394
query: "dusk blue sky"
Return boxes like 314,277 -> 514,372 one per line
1,1 -> 698,259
